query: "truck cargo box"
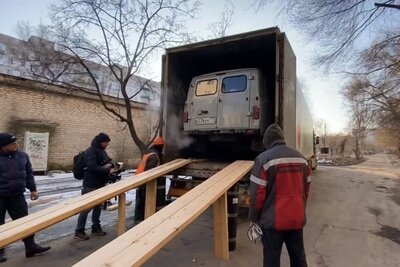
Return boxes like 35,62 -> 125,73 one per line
162,27 -> 313,164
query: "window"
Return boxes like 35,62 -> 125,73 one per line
12,70 -> 21,76
222,75 -> 247,93
195,79 -> 218,96
0,43 -> 5,55
93,70 -> 103,80
112,82 -> 120,90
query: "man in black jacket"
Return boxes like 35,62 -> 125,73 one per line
0,133 -> 51,262
74,133 -> 114,241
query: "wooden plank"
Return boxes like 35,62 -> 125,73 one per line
0,158 -> 191,231
117,193 -> 126,236
144,180 -> 157,219
73,162 -> 245,266
0,158 -> 192,248
73,160 -> 253,267
101,161 -> 253,267
213,193 -> 229,259
73,161 -> 246,267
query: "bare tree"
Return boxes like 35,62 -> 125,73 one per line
250,0 -> 399,156
343,78 -> 378,159
327,135 -> 338,156
207,0 -> 235,38
324,133 -> 350,156
342,29 -> 400,155
252,0 -> 400,70
338,136 -> 349,157
13,0 -> 200,155
372,129 -> 400,155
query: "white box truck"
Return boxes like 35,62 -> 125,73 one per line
161,27 -> 317,170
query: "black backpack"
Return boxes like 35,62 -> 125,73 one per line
73,151 -> 86,180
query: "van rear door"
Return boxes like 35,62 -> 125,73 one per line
217,73 -> 250,130
189,78 -> 219,130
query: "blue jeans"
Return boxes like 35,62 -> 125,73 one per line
262,228 -> 307,267
75,187 -> 102,233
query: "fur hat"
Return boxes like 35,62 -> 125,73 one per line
0,133 -> 17,148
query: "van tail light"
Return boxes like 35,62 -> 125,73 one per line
252,106 -> 260,120
183,111 -> 189,123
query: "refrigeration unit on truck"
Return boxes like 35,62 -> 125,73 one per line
161,27 -> 318,201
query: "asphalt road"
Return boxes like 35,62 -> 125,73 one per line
1,153 -> 399,267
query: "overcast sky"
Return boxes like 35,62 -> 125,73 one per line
0,0 -> 351,134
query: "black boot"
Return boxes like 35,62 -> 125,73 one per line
25,244 -> 51,258
0,249 -> 7,262
91,225 -> 107,236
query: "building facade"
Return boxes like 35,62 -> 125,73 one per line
0,33 -> 160,105
0,74 -> 158,171
0,33 -> 161,171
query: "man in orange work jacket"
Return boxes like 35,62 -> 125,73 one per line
134,136 -> 164,222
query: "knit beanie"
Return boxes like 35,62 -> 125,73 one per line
262,123 -> 285,149
0,133 -> 17,148
96,132 -> 111,143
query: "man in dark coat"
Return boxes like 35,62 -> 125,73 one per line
248,123 -> 311,267
74,133 -> 114,241
0,133 -> 51,262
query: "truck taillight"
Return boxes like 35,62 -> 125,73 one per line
183,111 -> 189,123
252,106 -> 260,120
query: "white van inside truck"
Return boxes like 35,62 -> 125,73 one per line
184,68 -> 261,133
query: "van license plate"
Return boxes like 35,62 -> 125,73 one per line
194,117 -> 216,125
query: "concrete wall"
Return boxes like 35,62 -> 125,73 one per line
0,74 -> 158,171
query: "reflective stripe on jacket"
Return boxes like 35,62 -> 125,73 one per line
248,140 -> 311,230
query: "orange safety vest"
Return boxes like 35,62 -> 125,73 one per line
136,152 -> 160,174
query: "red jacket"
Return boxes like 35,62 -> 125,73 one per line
249,139 -> 311,230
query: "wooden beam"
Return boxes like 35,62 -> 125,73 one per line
144,180 -> 157,219
0,158 -> 192,248
117,193 -> 126,236
213,193 -> 229,259
73,160 -> 254,267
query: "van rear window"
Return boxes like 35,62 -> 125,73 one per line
196,79 -> 218,96
222,75 -> 247,93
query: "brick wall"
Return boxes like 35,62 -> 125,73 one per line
0,74 -> 159,171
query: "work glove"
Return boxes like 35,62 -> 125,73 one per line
247,222 -> 263,244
